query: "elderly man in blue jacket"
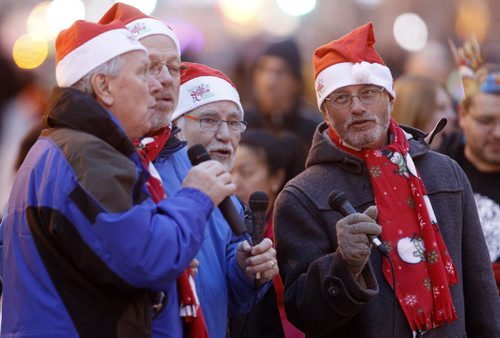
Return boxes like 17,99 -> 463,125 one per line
0,19 -> 235,337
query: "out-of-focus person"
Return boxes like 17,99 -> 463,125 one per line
274,22 -> 500,337
0,19 -> 235,337
404,41 -> 453,85
230,128 -> 306,338
439,38 -> 500,293
243,38 -> 322,149
392,74 -> 458,150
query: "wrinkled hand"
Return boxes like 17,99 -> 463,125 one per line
336,206 -> 381,278
236,238 -> 278,285
182,160 -> 236,206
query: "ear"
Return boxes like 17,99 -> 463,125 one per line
457,102 -> 468,129
91,73 -> 114,107
320,103 -> 330,125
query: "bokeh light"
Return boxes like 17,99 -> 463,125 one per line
47,0 -> 85,38
393,13 -> 428,52
12,33 -> 49,69
27,2 -> 53,41
217,0 -> 264,25
116,0 -> 157,16
275,0 -> 316,16
260,2 -> 300,36
455,0 -> 489,41
353,0 -> 384,10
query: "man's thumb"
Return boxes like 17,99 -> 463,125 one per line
363,205 -> 378,221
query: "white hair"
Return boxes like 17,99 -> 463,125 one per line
71,55 -> 124,96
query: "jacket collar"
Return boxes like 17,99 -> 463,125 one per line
43,87 -> 135,157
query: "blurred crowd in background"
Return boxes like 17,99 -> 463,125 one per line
1,0 -> 500,226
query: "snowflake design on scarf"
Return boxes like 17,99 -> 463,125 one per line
423,278 -> 432,290
407,197 -> 415,209
433,286 -> 441,298
370,166 -> 382,177
426,249 -> 439,264
404,295 -> 418,306
474,193 -> 500,261
445,261 -> 455,274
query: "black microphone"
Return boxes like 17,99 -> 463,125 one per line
328,190 -> 389,258
249,191 -> 269,244
187,144 -> 247,237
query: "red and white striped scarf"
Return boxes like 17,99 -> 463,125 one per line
135,126 -> 208,338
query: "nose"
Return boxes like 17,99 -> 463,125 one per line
157,67 -> 174,88
148,74 -> 162,93
350,95 -> 366,114
215,121 -> 232,141
493,122 -> 500,137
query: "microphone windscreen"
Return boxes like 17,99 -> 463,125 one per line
249,191 -> 269,212
188,144 -> 211,165
327,190 -> 347,211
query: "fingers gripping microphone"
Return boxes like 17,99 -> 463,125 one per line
188,144 -> 248,237
249,191 -> 269,244
328,190 -> 390,258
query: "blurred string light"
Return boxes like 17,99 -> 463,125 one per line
353,0 -> 384,10
393,13 -> 428,52
27,2 -> 53,41
167,18 -> 205,53
455,0 -> 489,41
217,0 -> 264,25
217,0 -> 265,38
12,33 -> 49,69
275,0 -> 316,16
116,0 -> 157,15
47,0 -> 85,38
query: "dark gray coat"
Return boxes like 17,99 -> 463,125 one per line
274,122 -> 500,338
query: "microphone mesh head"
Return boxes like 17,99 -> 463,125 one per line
249,191 -> 269,212
188,144 -> 211,164
327,190 -> 347,211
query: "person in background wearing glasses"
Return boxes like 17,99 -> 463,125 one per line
273,23 -> 500,338
169,62 -> 277,338
438,40 -> 500,293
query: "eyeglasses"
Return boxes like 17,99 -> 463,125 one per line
183,115 -> 248,133
325,86 -> 385,109
147,60 -> 181,76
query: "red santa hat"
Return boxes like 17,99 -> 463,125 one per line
172,62 -> 243,121
55,20 -> 146,88
99,3 -> 180,54
313,22 -> 395,110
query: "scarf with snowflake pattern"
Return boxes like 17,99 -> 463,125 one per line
135,126 -> 209,338
328,119 -> 458,332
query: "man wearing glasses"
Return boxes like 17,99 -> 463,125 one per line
438,56 -> 500,292
165,62 -> 277,338
274,23 -> 500,337
100,5 -> 276,338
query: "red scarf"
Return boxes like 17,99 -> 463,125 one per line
135,126 -> 209,338
328,119 -> 458,332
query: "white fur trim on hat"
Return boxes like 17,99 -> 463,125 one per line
172,76 -> 243,121
56,28 -> 146,88
126,17 -> 180,54
315,61 -> 395,110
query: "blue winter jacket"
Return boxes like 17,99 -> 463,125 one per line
152,133 -> 267,338
0,88 -> 213,337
